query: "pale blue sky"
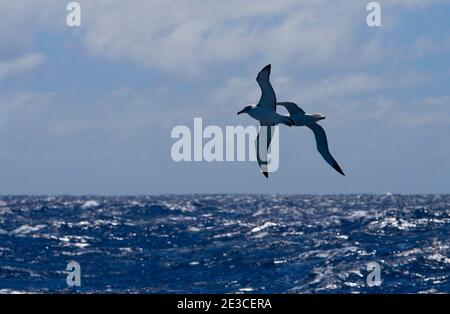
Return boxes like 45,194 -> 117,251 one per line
1,0 -> 450,194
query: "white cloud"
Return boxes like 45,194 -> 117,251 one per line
80,0 -> 302,73
0,91 -> 55,129
0,0 -> 447,76
382,0 -> 449,8
216,71 -> 426,113
397,95 -> 450,128
76,1 -> 371,74
411,35 -> 450,59
0,1 -> 61,58
0,53 -> 45,79
79,0 -> 449,74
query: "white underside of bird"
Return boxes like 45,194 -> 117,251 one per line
244,105 -> 293,126
237,64 -> 294,178
238,64 -> 345,178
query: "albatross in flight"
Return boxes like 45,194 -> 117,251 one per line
237,64 -> 294,178
237,64 -> 345,177
277,102 -> 345,176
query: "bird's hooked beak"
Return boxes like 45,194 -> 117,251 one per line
237,109 -> 245,115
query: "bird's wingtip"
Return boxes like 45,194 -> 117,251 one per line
333,162 -> 345,176
262,64 -> 271,72
257,64 -> 272,80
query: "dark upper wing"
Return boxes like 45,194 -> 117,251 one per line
256,124 -> 274,178
307,123 -> 345,176
256,64 -> 276,111
277,102 -> 305,115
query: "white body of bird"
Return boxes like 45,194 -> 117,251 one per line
245,104 -> 294,126
237,65 -> 345,177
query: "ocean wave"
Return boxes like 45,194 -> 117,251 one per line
0,194 -> 448,293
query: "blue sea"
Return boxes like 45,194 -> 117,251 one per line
0,194 -> 449,293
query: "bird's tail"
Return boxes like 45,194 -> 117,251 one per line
278,115 -> 295,127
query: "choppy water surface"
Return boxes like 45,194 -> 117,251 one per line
0,195 -> 449,293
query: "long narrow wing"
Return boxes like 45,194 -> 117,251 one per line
256,64 -> 276,111
256,124 -> 274,178
277,102 -> 305,115
307,123 -> 345,176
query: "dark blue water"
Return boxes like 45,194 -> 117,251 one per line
0,195 -> 449,293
